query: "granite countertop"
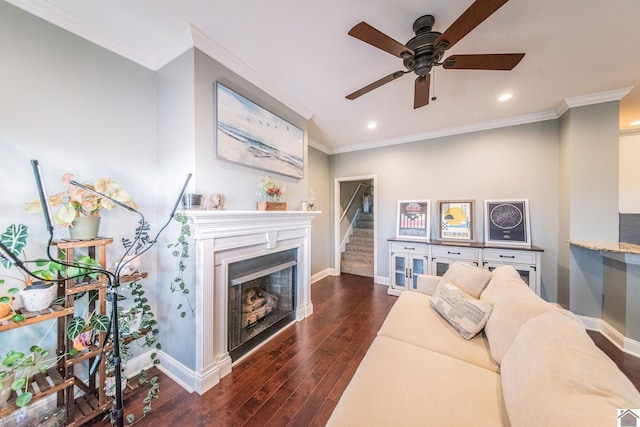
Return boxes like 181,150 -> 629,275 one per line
569,240 -> 640,255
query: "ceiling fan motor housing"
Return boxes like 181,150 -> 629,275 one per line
404,15 -> 442,77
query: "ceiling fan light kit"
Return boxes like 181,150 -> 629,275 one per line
346,0 -> 525,109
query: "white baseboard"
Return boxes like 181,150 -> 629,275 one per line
578,315 -> 640,358
375,275 -> 389,286
311,268 -> 333,284
157,350 -> 198,393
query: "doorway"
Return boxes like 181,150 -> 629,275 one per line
334,175 -> 377,279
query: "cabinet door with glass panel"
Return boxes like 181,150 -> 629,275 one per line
429,245 -> 481,277
481,248 -> 541,295
389,241 -> 429,295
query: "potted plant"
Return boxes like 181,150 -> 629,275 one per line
256,176 -> 287,211
0,344 -> 77,408
0,224 -> 60,316
66,310 -> 109,352
25,173 -> 138,240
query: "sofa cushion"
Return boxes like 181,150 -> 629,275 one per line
501,311 -> 640,427
327,336 -> 510,427
480,265 -> 559,363
438,262 -> 492,298
430,282 -> 493,339
378,291 -> 499,372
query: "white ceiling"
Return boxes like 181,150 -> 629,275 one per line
9,0 -> 640,154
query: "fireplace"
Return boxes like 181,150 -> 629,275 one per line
169,210 -> 319,394
228,248 -> 297,360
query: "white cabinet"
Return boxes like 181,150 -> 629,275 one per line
482,248 -> 541,295
389,241 -> 429,296
429,245 -> 481,277
388,239 -> 543,296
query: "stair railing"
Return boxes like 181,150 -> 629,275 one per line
339,183 -> 372,252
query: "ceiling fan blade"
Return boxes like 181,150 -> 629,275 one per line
346,71 -> 406,100
443,53 -> 525,70
434,0 -> 509,50
414,75 -> 430,109
348,22 -> 414,58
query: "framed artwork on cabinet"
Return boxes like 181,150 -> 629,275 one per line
215,82 -> 304,178
437,200 -> 475,241
484,199 -> 531,247
396,200 -> 430,241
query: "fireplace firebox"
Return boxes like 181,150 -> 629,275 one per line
228,248 -> 297,360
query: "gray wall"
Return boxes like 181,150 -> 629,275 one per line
308,146 -> 331,276
0,2 -> 157,357
154,48 -> 312,368
330,120 -> 560,301
559,102 -> 620,319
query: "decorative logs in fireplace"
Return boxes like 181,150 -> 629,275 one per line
242,288 -> 278,328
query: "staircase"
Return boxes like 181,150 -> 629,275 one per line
341,211 -> 374,277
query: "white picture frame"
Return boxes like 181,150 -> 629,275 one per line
396,200 -> 431,241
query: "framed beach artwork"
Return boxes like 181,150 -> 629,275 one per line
396,200 -> 431,241
437,200 -> 475,242
215,82 -> 304,178
484,199 -> 531,247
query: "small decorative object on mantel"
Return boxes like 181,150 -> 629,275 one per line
208,193 -> 224,210
25,173 -> 138,240
256,176 -> 287,211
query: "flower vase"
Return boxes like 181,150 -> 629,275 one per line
69,216 -> 101,240
257,200 -> 287,211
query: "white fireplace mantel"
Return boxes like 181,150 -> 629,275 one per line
185,210 -> 320,394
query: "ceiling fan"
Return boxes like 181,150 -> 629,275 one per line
346,0 -> 525,109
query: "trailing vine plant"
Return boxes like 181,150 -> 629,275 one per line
167,213 -> 193,318
100,220 -> 161,425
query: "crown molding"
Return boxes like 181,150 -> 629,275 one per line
331,111 -> 558,154
188,25 -> 314,121
620,128 -> 640,137
554,87 -> 634,117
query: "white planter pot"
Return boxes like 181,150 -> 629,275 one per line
19,281 -> 57,312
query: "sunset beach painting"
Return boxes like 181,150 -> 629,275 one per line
216,83 -> 304,178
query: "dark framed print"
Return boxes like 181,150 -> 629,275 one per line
216,82 -> 304,178
484,199 -> 531,246
437,200 -> 475,241
396,200 -> 430,241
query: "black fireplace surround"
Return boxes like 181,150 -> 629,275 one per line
227,248 -> 297,360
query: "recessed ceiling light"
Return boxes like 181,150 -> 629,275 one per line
367,121 -> 377,129
498,93 -> 513,102
631,120 -> 640,126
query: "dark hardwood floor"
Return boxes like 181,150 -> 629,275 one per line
87,274 -> 640,426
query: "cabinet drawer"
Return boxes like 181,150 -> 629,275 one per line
431,246 -> 479,260
482,249 -> 537,264
390,241 -> 429,255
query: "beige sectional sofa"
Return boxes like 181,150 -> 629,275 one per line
328,264 -> 640,426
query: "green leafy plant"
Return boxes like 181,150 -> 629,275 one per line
1,224 -> 58,322
167,213 -> 193,318
66,311 -> 109,341
1,344 -> 78,408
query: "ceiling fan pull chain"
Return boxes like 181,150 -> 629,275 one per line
431,68 -> 437,101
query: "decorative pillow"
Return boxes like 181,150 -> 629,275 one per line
501,311 -> 640,426
429,282 -> 494,340
438,262 -> 492,299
